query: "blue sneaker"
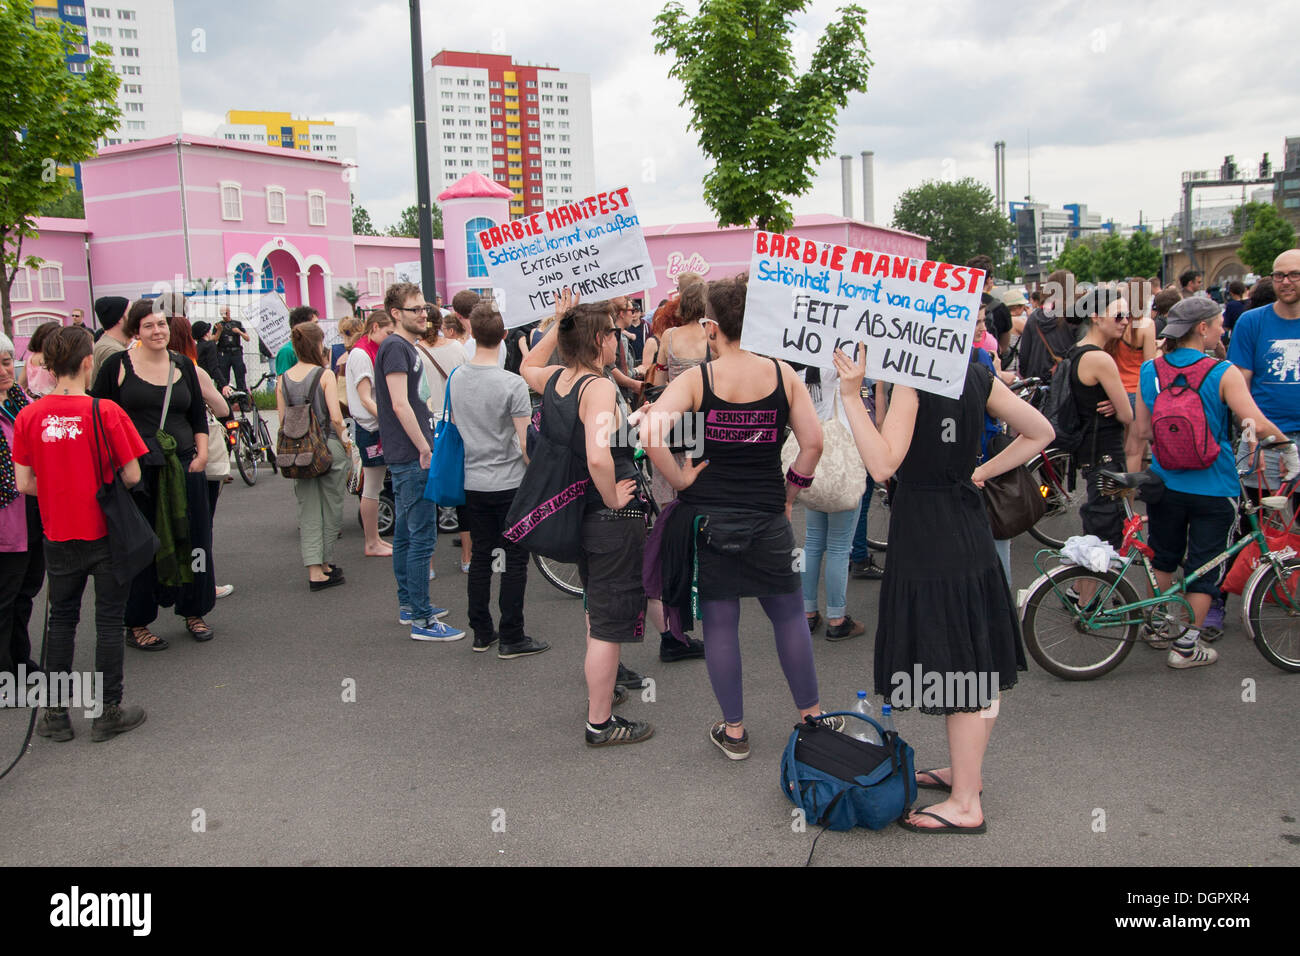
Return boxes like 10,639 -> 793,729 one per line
410,618 -> 465,642
398,606 -> 413,626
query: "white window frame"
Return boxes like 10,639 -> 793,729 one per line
307,190 -> 327,227
220,181 -> 243,221
366,268 -> 381,292
10,267 -> 31,302
382,268 -> 395,288
266,185 -> 287,224
38,262 -> 65,301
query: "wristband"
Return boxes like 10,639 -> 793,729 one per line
786,467 -> 814,488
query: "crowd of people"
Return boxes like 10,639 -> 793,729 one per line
3,246 -> 1298,836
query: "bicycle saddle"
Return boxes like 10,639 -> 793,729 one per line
1096,470 -> 1162,497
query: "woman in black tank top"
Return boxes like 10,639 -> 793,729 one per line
644,276 -> 838,759
520,293 -> 653,749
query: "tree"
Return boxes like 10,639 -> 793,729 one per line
1053,239 -> 1096,283
351,202 -> 378,236
386,203 -> 442,239
890,178 -> 1013,264
1124,230 -> 1161,277
1239,205 -> 1298,276
653,0 -> 871,232
337,283 -> 361,316
39,188 -> 85,219
1231,201 -> 1270,235
1092,234 -> 1128,282
0,0 -> 121,337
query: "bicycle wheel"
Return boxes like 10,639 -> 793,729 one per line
1242,559 -> 1300,672
258,418 -> 278,474
533,553 -> 584,598
376,490 -> 395,537
1021,565 -> 1140,679
866,482 -> 890,552
235,425 -> 258,486
1028,449 -> 1084,548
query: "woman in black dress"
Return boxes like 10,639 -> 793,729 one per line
833,345 -> 1053,832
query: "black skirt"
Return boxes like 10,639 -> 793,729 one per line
696,510 -> 800,601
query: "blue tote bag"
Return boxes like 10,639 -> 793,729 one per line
424,367 -> 465,506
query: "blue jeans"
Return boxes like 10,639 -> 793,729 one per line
802,502 -> 861,620
850,477 -> 874,564
390,460 -> 438,620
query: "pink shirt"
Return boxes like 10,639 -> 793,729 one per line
0,416 -> 28,552
977,330 -> 998,356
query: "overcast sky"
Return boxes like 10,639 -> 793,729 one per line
175,0 -> 1298,236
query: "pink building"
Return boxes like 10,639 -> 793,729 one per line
7,137 -> 926,357
6,217 -> 93,358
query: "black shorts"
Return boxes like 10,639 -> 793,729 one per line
1146,489 -> 1237,596
354,423 -> 385,467
577,514 -> 646,643
697,511 -> 800,600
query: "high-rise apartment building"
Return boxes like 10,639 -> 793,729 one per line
34,0 -> 182,182
213,111 -> 359,183
425,51 -> 595,219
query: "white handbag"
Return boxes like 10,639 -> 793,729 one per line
780,387 -> 867,513
205,411 -> 230,479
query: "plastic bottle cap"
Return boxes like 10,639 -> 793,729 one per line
881,704 -> 892,714
857,690 -> 867,698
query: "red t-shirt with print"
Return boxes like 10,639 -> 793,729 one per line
12,395 -> 148,542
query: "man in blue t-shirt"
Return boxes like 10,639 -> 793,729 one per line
1227,249 -> 1300,490
374,282 -> 464,643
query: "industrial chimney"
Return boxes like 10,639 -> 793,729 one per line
861,150 -> 875,223
840,155 -> 853,218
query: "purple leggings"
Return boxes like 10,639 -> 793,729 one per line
701,590 -> 820,724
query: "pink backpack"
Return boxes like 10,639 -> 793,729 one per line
1151,356 -> 1221,471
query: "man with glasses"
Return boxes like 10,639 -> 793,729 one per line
1228,249 -> 1300,495
607,296 -> 644,406
375,283 -> 464,642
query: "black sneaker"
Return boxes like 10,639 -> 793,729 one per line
710,720 -> 750,760
660,636 -> 706,662
612,685 -> 628,708
585,714 -> 654,748
825,616 -> 866,642
472,632 -> 499,653
497,636 -> 550,659
36,708 -> 73,742
616,662 -> 648,690
851,558 -> 885,580
90,702 -> 146,742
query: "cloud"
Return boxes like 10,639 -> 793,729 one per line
174,0 -> 1300,238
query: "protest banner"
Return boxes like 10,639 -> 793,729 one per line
242,292 -> 291,355
740,231 -> 985,399
319,320 -> 340,351
393,261 -> 422,288
475,186 -> 654,326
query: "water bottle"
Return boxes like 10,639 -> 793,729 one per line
850,691 -> 881,745
878,703 -> 896,737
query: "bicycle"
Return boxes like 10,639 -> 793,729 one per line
225,372 -> 277,486
1019,440 -> 1300,678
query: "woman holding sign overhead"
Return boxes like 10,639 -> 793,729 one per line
832,342 -> 1052,833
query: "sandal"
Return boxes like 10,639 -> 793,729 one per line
185,617 -> 215,642
916,769 -> 982,795
125,627 -> 169,652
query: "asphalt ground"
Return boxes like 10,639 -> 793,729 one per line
1,463 -> 1297,867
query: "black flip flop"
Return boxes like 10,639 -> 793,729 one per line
915,769 -> 982,794
897,809 -> 986,834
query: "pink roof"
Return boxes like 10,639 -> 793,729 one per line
641,213 -> 928,242
93,132 -> 346,166
437,171 -> 514,201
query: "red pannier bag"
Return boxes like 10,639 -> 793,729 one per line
1222,527 -> 1300,598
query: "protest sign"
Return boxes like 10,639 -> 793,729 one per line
319,320 -> 340,351
476,186 -> 654,326
393,261 -> 422,288
242,292 -> 291,355
740,231 -> 985,399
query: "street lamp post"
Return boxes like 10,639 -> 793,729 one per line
409,0 -> 437,303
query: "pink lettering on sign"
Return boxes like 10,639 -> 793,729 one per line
665,251 -> 711,282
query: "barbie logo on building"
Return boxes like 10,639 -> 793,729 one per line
665,252 -> 711,282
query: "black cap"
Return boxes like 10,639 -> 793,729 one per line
94,295 -> 129,330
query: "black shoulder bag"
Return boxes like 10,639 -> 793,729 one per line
92,399 -> 160,585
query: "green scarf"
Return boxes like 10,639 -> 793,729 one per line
152,429 -> 192,587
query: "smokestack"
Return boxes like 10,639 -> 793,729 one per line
840,155 -> 853,218
999,141 -> 1007,216
993,141 -> 1004,213
861,150 -> 874,223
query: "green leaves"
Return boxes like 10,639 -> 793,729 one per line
1240,205 -> 1298,276
890,178 -> 1011,265
653,0 -> 871,232
385,203 -> 442,240
1,0 -> 121,335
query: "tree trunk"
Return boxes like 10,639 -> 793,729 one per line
1,272 -> 11,341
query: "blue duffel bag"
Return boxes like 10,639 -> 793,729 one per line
780,711 -> 917,831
